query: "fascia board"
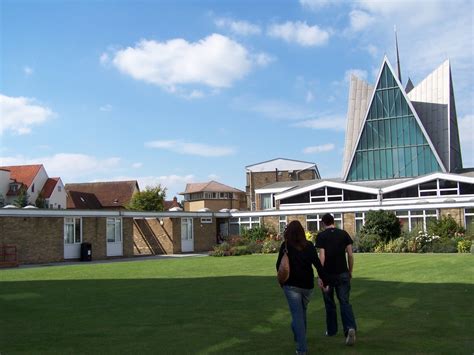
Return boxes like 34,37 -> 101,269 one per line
255,187 -> 293,194
275,180 -> 379,200
381,172 -> 474,193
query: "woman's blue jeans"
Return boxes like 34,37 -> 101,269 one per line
322,272 -> 357,337
283,285 -> 313,353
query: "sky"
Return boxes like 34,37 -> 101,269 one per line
1,0 -> 473,200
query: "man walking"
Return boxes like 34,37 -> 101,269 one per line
316,213 -> 357,346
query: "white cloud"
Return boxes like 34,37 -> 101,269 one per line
254,52 -> 275,67
99,104 -> 113,112
145,139 -> 236,157
0,94 -> 54,135
306,91 -> 315,103
459,114 -> 474,166
267,21 -> 330,47
107,174 -> 195,198
214,17 -> 261,36
208,174 -> 220,180
23,66 -> 34,76
293,115 -> 346,131
303,143 -> 335,154
299,0 -> 341,10
349,10 -> 375,32
132,162 -> 143,169
99,53 -> 110,65
364,44 -> 378,58
0,153 -> 121,182
345,69 -> 368,82
109,34 -> 267,91
234,97 -> 315,120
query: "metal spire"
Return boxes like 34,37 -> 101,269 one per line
394,26 -> 402,84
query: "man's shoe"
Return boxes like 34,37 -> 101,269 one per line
345,328 -> 356,346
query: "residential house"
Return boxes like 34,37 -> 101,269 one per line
0,164 -> 66,208
245,158 -> 320,211
180,180 -> 246,212
164,196 -> 182,211
66,181 -> 139,209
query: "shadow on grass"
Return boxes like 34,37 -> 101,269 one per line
0,276 -> 472,354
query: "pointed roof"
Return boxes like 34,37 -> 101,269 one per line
67,191 -> 103,209
40,177 -> 60,198
407,59 -> 462,171
343,56 -> 446,181
246,158 -> 319,176
405,78 -> 414,93
342,75 -> 374,176
180,180 -> 244,194
65,180 -> 139,209
0,164 -> 43,188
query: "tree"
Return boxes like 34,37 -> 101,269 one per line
35,193 -> 47,208
359,210 -> 401,243
127,185 -> 166,211
427,215 -> 465,239
14,187 -> 30,207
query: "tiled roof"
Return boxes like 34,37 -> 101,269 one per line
65,180 -> 139,209
180,180 -> 244,194
0,164 -> 43,188
40,178 -> 60,198
164,197 -> 181,210
67,191 -> 103,209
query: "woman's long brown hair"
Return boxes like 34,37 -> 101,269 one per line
284,220 -> 308,251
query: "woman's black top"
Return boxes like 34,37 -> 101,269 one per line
275,241 -> 327,289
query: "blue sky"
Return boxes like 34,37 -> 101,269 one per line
1,0 -> 473,200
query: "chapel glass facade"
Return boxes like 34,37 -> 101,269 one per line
347,64 -> 441,181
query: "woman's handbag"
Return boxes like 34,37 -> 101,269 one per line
277,242 -> 290,285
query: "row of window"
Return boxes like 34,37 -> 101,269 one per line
228,209 -> 474,235
276,179 -> 474,207
64,217 -> 122,244
184,192 -> 235,201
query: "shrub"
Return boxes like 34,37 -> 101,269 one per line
209,242 -> 231,257
427,215 -> 465,240
430,239 -> 458,253
241,225 -> 274,242
229,245 -> 253,256
457,239 -> 472,253
262,239 -> 281,254
384,237 -> 409,253
354,233 -> 381,252
359,210 -> 401,245
247,240 -> 263,254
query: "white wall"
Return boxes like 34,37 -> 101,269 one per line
47,178 -> 67,209
27,166 -> 49,205
0,170 -> 11,203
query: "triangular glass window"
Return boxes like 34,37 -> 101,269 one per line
348,63 -> 441,181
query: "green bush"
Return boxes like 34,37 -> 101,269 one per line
457,239 -> 472,253
241,225 -> 274,242
427,215 -> 465,240
229,245 -> 253,256
261,239 -> 281,254
383,237 -> 409,253
209,242 -> 231,257
358,210 -> 401,249
430,239 -> 458,253
246,240 -> 263,254
354,233 -> 381,252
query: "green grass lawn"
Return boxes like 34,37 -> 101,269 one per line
1,254 -> 473,354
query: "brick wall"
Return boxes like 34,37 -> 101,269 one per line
440,208 -> 464,226
343,212 -> 356,238
193,217 -> 217,251
0,216 -> 64,264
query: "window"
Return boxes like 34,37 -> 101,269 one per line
279,216 -> 287,234
58,185 -> 62,192
229,217 -> 261,235
355,212 -> 365,234
64,217 -> 81,244
31,184 -> 35,192
395,209 -> 438,232
106,218 -> 122,243
465,209 -> 474,236
200,217 -> 212,224
261,194 -> 274,210
306,213 -> 343,232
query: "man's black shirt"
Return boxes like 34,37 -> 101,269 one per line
316,228 -> 353,275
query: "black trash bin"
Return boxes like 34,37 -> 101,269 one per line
80,242 -> 92,261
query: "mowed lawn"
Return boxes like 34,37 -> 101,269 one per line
0,254 -> 473,354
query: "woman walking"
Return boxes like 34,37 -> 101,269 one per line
276,220 -> 328,355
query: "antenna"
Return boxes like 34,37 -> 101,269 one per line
394,26 -> 402,84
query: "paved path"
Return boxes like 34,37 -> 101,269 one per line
18,253 -> 209,269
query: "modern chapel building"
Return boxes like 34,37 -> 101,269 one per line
231,56 -> 474,237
